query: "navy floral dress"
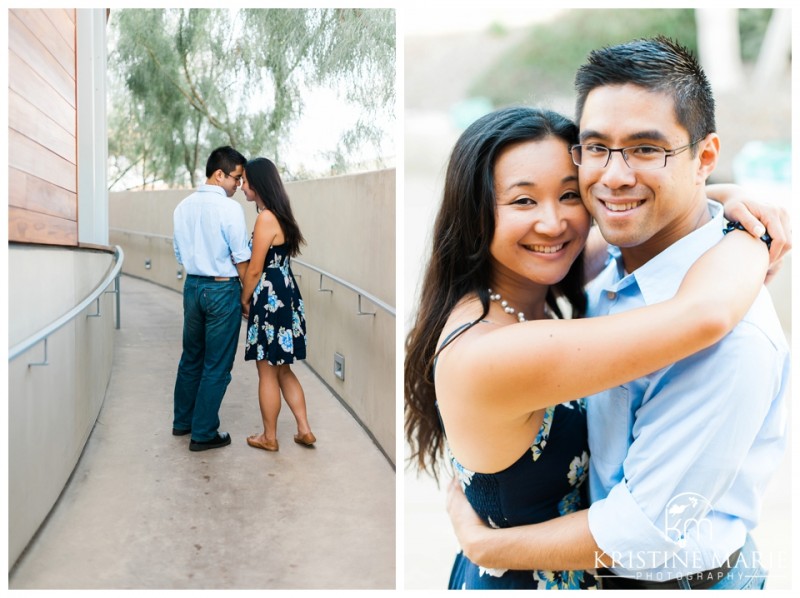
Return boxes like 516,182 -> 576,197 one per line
447,400 -> 596,590
437,324 -> 596,590
244,243 -> 306,365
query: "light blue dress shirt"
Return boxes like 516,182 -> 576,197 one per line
173,184 -> 251,277
585,200 -> 789,579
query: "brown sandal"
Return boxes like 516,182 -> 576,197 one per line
294,432 -> 316,447
247,435 -> 279,452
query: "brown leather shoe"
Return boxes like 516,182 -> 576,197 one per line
294,432 -> 316,447
247,435 -> 279,452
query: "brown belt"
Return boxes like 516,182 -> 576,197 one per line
187,275 -> 234,281
598,548 -> 741,590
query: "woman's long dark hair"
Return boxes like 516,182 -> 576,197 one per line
404,107 -> 587,482
245,157 -> 306,257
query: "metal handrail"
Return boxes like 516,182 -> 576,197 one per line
109,227 -> 395,318
111,227 -> 172,241
292,259 -> 395,318
9,246 -> 125,363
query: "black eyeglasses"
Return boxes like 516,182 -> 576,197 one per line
570,140 -> 701,171
224,171 -> 242,183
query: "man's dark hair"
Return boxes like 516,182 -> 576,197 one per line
205,146 -> 247,178
575,36 -> 716,152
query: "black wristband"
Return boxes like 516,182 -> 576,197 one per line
723,220 -> 772,250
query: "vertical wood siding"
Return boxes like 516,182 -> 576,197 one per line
8,8 -> 78,245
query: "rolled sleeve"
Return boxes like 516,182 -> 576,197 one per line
173,235 -> 182,265
589,482 -> 678,570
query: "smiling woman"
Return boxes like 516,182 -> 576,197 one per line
489,137 -> 589,296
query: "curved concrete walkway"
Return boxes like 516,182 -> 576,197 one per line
9,275 -> 395,590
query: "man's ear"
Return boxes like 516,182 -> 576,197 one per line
696,133 -> 720,183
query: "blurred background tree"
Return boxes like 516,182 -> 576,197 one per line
468,8 -> 781,106
407,8 -> 789,184
108,8 -> 395,190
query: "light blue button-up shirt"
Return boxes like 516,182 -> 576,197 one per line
173,184 -> 251,277
586,200 -> 789,579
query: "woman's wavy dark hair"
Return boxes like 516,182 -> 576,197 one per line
404,107 -> 587,482
245,157 -> 306,257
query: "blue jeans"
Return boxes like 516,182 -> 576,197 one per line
707,534 -> 767,590
173,276 -> 242,442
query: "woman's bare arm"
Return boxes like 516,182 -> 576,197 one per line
441,229 -> 767,420
241,210 -> 279,312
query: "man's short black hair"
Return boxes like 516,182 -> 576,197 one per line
575,36 -> 716,149
206,146 -> 247,178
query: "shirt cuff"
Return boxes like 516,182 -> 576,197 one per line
231,249 -> 252,263
588,481 -> 679,570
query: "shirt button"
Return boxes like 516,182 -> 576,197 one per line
606,291 -> 617,300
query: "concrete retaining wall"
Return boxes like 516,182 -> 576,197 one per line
8,245 -> 118,568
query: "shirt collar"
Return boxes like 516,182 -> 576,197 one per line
197,184 -> 228,197
614,200 -> 725,305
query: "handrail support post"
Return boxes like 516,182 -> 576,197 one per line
28,337 -> 49,367
104,274 -> 121,329
318,273 -> 333,294
88,297 -> 102,318
357,294 -> 376,316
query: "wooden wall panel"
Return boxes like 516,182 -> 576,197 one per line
9,90 -> 76,164
8,16 -> 76,109
8,168 -> 77,221
8,8 -> 78,247
10,9 -> 75,79
8,206 -> 78,246
8,52 -> 75,132
9,130 -> 77,193
46,8 -> 77,50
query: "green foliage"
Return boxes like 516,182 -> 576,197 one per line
468,8 -> 777,110
739,9 -> 773,61
469,9 -> 697,108
107,8 -> 395,189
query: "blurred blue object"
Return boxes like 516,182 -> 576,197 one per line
732,141 -> 792,185
450,97 -> 494,130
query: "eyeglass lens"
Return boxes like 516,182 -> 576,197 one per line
573,145 -> 667,170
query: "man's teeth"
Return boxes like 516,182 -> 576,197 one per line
527,244 -> 564,254
605,201 -> 643,212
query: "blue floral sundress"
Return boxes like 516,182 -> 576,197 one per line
244,243 -> 306,365
438,324 -> 597,590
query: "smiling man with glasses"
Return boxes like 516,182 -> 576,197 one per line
447,36 -> 789,590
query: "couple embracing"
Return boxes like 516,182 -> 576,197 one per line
405,37 -> 790,590
172,146 -> 316,454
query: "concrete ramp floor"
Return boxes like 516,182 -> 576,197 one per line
9,275 -> 396,589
